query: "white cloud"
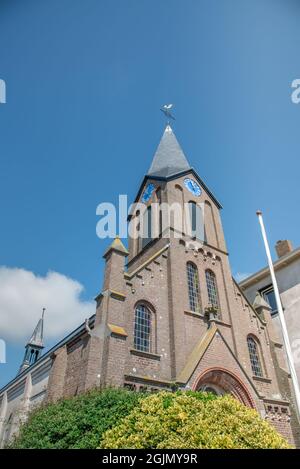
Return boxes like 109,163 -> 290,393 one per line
0,267 -> 95,344
234,272 -> 252,283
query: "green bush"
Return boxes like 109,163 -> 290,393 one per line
10,388 -> 145,449
10,388 -> 291,449
100,391 -> 291,449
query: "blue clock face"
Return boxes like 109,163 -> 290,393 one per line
142,183 -> 155,203
184,178 -> 201,196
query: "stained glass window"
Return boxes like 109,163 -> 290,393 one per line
205,270 -> 219,312
187,262 -> 201,312
134,304 -> 151,352
247,336 -> 263,377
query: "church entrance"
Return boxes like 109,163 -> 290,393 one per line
193,367 -> 255,408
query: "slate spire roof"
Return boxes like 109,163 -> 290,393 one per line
27,309 -> 45,348
147,125 -> 191,178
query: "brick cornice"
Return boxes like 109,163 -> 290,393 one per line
125,244 -> 169,279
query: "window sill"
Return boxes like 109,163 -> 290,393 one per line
183,310 -> 231,328
184,310 -> 204,319
252,375 -> 272,384
130,349 -> 161,361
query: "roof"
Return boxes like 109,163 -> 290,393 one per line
147,125 -> 191,178
0,314 -> 95,395
27,317 -> 44,348
239,246 -> 300,289
129,124 -> 222,210
103,236 -> 128,258
107,323 -> 128,337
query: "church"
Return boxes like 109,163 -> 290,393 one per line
0,123 -> 299,447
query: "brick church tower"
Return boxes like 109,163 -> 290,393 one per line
46,124 -> 299,445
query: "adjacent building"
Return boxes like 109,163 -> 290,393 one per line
240,240 -> 300,386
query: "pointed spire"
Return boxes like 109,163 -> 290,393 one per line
28,308 -> 45,348
103,235 -> 128,258
147,125 -> 191,178
18,308 -> 45,374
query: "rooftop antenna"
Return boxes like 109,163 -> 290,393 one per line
160,104 -> 175,126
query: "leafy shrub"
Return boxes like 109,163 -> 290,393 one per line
10,388 -> 145,449
100,391 -> 291,449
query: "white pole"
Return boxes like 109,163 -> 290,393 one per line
256,210 -> 300,417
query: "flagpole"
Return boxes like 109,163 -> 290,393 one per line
256,210 -> 300,417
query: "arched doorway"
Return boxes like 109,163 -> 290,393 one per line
193,367 -> 255,408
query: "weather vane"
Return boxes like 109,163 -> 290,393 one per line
160,104 -> 175,124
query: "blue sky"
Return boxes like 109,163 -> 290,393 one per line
0,0 -> 300,387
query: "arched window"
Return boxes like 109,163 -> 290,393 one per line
155,188 -> 162,236
134,304 -> 152,352
205,270 -> 220,311
141,206 -> 152,249
188,201 -> 205,240
29,349 -> 35,365
187,262 -> 201,312
135,210 -> 140,256
247,336 -> 263,377
156,187 -> 162,204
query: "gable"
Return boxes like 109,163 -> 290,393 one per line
177,325 -> 260,399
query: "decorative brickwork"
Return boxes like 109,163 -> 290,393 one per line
1,124 -> 298,447
193,367 -> 256,408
